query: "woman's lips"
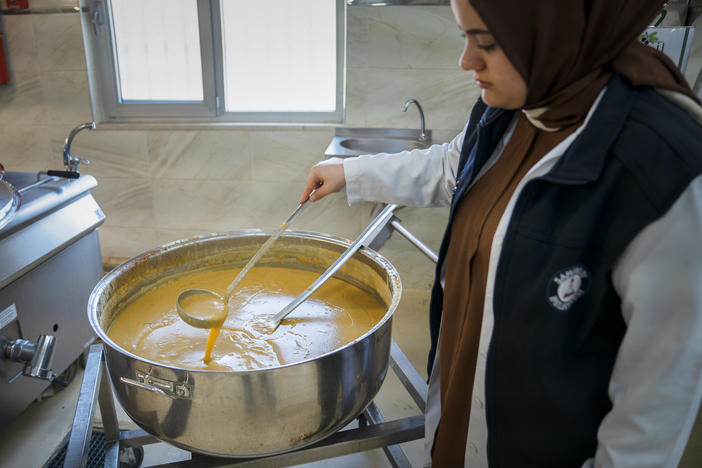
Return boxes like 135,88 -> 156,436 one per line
476,79 -> 492,89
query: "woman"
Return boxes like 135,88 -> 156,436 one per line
300,1 -> 702,466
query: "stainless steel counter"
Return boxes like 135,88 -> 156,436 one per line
0,171 -> 105,429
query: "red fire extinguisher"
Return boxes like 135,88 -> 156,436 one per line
0,29 -> 9,84
5,1 -> 29,9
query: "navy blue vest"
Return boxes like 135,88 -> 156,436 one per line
427,75 -> 702,466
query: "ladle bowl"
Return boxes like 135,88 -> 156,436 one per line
176,194 -> 312,330
175,288 -> 226,329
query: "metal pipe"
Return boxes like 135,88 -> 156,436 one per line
64,344 -> 104,468
3,338 -> 36,362
390,218 -> 438,264
272,203 -> 398,325
2,335 -> 56,380
363,402 -> 413,468
390,339 -> 428,412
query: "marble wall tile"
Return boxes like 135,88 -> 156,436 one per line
50,128 -> 149,179
152,178 -> 262,232
0,124 -> 53,172
391,288 -> 432,379
98,225 -> 214,260
347,7 -> 369,69
150,176 -> 366,238
2,16 -> 39,75
430,129 -> 463,145
250,129 -> 334,184
353,205 -> 449,290
0,71 -> 45,124
393,205 -> 448,251
33,12 -> 86,73
92,177 -> 154,229
148,131 -> 252,181
379,236 -> 437,290
246,180 -> 368,239
344,66 -> 369,127
38,71 -> 92,125
290,195 -> 369,241
366,6 -> 461,70
363,67 -> 477,131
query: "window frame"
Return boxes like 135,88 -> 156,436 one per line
81,0 -> 346,126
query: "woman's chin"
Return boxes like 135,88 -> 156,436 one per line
481,90 -> 523,110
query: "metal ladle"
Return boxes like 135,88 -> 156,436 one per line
176,194 -> 313,329
253,203 -> 398,333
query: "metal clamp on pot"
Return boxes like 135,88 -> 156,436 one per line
120,368 -> 192,400
2,334 -> 57,381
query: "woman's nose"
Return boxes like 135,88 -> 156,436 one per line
460,42 -> 483,71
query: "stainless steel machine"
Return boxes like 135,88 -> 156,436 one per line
0,123 -> 105,429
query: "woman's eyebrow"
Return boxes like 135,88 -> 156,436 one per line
465,28 -> 491,35
456,25 -> 492,36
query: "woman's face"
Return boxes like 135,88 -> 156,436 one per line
450,0 -> 527,109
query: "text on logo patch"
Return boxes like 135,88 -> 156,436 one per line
548,265 -> 591,311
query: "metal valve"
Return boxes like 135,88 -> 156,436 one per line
2,335 -> 57,381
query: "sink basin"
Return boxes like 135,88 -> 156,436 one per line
325,128 -> 432,158
339,138 -> 422,154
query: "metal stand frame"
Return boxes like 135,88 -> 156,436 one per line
64,341 -> 427,468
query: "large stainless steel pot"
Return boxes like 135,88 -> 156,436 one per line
87,230 -> 402,458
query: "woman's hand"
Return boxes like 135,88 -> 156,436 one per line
299,157 -> 346,203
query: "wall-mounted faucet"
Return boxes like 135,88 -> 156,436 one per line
402,99 -> 426,142
47,122 -> 96,179
62,122 -> 95,173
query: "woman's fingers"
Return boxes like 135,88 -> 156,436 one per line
299,158 -> 346,203
300,173 -> 322,203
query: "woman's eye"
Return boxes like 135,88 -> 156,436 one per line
477,43 -> 497,52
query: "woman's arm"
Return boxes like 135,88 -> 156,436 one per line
299,129 -> 466,207
589,175 -> 702,467
343,132 -> 464,207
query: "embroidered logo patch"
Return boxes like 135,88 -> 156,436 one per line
548,265 -> 591,311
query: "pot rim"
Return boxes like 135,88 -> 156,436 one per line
89,229 -> 402,374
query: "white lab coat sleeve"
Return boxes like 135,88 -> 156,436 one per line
591,174 -> 702,468
342,128 -> 465,207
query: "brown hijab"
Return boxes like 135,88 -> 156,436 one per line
472,0 -> 699,124
432,1 -> 697,466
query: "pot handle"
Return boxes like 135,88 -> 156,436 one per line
120,371 -> 191,400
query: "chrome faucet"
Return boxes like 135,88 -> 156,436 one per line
63,122 -> 95,173
402,98 -> 426,142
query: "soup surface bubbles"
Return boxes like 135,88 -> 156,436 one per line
107,266 -> 386,370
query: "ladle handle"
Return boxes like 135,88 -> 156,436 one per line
224,193 -> 313,299
272,203 -> 398,326
285,194 -> 312,226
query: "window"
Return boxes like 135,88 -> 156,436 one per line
82,0 -> 345,125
